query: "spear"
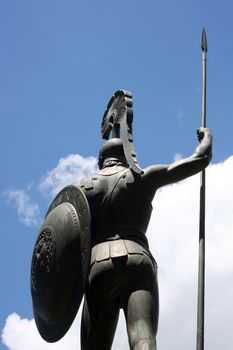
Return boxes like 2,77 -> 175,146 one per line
196,27 -> 207,350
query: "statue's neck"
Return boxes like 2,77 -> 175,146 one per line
102,158 -> 128,169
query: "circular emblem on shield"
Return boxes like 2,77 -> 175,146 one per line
30,185 -> 91,343
31,226 -> 56,294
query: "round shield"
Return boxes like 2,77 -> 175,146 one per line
30,185 -> 91,342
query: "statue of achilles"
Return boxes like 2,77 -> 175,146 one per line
79,90 -> 212,350
31,90 -> 212,350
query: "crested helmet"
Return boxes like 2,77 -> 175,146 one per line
98,138 -> 127,169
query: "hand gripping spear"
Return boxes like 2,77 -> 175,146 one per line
196,27 -> 207,350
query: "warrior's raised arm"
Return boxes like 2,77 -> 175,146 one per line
142,127 -> 212,193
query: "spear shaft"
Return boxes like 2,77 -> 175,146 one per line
196,27 -> 207,350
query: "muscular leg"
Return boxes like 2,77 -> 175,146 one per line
80,256 -> 123,350
123,258 -> 159,350
81,296 -> 121,350
81,246 -> 158,350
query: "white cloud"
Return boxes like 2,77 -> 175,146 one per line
148,156 -> 233,350
1,311 -> 128,350
3,154 -> 98,227
2,156 -> 233,350
3,189 -> 40,227
38,154 -> 98,197
1,313 -> 80,350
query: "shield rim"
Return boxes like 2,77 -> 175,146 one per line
31,185 -> 91,342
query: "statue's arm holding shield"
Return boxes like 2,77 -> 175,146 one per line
143,127 -> 212,190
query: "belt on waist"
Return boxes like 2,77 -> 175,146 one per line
92,229 -> 149,250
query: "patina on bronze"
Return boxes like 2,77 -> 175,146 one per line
78,91 -> 212,350
31,87 -> 212,349
31,185 -> 91,342
31,30 -> 212,347
101,89 -> 143,174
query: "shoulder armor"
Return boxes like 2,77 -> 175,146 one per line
80,176 -> 94,191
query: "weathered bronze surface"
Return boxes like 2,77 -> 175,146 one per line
31,185 -> 91,342
101,90 -> 143,174
31,89 -> 212,350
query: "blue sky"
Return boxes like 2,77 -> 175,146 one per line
1,1 -> 233,349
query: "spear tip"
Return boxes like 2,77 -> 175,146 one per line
201,27 -> 208,52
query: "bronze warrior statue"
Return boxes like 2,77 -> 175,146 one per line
30,90 -> 212,350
